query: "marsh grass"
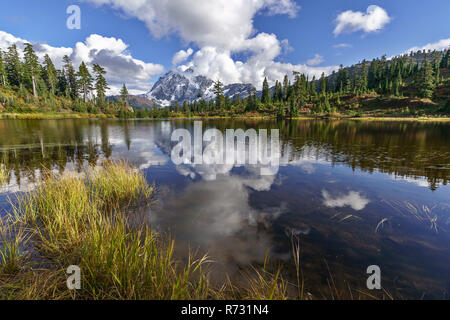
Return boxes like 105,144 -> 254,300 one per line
1,161 -> 211,300
0,161 -> 386,300
0,165 -> 7,186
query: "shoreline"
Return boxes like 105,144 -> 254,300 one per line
1,112 -> 450,122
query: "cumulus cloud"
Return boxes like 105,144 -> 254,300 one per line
81,0 -> 338,89
0,31 -> 164,94
333,5 -> 391,36
322,190 -> 370,211
306,54 -> 324,66
403,38 -> 450,54
172,48 -> 193,65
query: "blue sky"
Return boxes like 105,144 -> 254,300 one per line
0,0 -> 449,94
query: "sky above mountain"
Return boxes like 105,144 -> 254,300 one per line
0,0 -> 449,94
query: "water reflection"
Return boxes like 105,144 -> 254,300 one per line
0,118 -> 449,298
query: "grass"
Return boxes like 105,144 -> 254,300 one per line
1,161 -> 212,299
0,165 -> 7,186
0,112 -> 109,120
0,161 -> 389,300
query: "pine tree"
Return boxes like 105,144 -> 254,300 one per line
120,84 -> 129,109
57,69 -> 68,97
77,61 -> 93,103
320,73 -> 327,95
23,43 -> 40,99
283,75 -> 289,102
359,60 -> 368,93
440,50 -> 449,69
43,54 -> 57,95
0,51 -> 7,86
310,76 -> 316,97
261,77 -> 271,104
63,55 -> 78,100
418,54 -> 435,99
93,64 -> 109,106
4,44 -> 22,88
213,80 -> 224,109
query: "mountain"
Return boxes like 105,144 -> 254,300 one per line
146,68 -> 256,107
107,95 -> 155,110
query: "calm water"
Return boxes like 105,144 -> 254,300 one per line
1,119 -> 450,298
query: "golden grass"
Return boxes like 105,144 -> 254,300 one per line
0,165 -> 7,186
0,113 -> 109,120
1,161 -> 211,300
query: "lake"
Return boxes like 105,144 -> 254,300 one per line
1,118 -> 449,299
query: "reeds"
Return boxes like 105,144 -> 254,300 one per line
0,165 -> 7,186
1,161 -> 210,300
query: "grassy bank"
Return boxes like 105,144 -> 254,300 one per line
0,161 -> 388,300
0,112 -> 110,120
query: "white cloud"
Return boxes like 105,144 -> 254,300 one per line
322,190 -> 370,211
403,38 -> 450,54
81,0 -> 338,89
306,54 -> 324,66
333,43 -> 352,49
262,0 -> 300,18
333,5 -> 391,36
172,48 -> 193,65
0,31 -> 164,95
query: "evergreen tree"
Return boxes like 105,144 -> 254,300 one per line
418,54 -> 435,99
359,60 -> 368,93
63,55 -> 78,100
320,73 -> 327,95
282,75 -> 289,101
440,50 -> 449,69
310,76 -> 316,96
93,64 -> 109,106
23,43 -> 40,99
77,61 -> 94,103
43,54 -> 57,95
120,84 -> 129,109
56,69 -> 68,97
261,77 -> 271,104
0,51 -> 7,86
213,80 -> 224,109
4,44 -> 22,88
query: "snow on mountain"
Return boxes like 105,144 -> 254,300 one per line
146,69 -> 256,107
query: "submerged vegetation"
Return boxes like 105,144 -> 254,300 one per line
0,161 -> 387,300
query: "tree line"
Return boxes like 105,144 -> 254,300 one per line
171,49 -> 450,117
0,43 -> 131,114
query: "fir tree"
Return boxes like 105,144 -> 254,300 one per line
43,54 -> 57,95
261,77 -> 271,104
418,54 -> 435,99
4,44 -> 22,88
213,80 -> 224,109
23,43 -> 40,99
120,84 -> 129,109
0,51 -> 7,86
63,55 -> 78,100
77,61 -> 94,103
93,64 -> 109,106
